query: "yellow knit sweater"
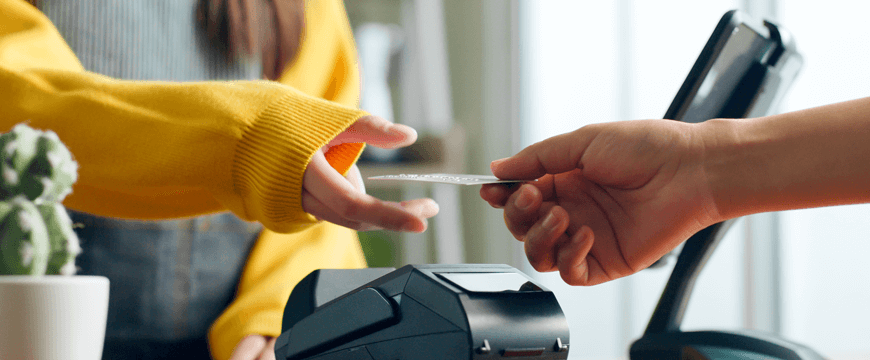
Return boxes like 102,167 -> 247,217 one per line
0,0 -> 368,359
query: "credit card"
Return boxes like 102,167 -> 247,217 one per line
367,173 -> 527,185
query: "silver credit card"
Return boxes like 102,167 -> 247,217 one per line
367,173 -> 527,185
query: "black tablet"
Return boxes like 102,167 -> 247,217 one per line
665,10 -> 802,123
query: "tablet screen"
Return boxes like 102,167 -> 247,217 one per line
664,11 -> 800,124
681,24 -> 774,123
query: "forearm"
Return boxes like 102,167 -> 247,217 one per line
703,97 -> 870,220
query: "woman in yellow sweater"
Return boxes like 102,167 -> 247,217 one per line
0,0 -> 437,359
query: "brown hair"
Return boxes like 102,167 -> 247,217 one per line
26,0 -> 305,81
197,0 -> 305,80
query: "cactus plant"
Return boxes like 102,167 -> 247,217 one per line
0,124 -> 80,276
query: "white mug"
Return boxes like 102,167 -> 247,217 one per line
0,276 -> 109,360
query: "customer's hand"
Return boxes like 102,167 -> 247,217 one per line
229,335 -> 277,360
302,115 -> 439,232
480,120 -> 721,285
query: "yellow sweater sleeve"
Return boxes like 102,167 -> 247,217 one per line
207,1 -> 370,359
0,0 -> 367,234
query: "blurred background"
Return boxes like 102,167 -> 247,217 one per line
345,0 -> 870,359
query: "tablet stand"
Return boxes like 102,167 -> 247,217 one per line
629,218 -> 829,360
628,220 -> 825,359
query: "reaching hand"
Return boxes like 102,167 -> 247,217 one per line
302,115 -> 439,232
480,120 -> 721,285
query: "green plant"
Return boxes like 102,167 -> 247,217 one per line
0,124 -> 80,275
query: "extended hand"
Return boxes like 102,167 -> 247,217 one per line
302,115 -> 438,232
480,120 -> 720,285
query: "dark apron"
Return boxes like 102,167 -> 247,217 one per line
71,212 -> 261,359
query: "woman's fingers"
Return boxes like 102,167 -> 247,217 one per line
329,115 -> 417,149
345,164 -> 365,193
302,191 -> 441,232
301,193 -> 436,232
301,189 -> 371,231
303,151 -> 437,232
399,198 -> 441,219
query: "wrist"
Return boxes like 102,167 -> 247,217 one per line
691,97 -> 870,223
232,90 -> 367,233
698,113 -> 844,220
695,118 -> 755,222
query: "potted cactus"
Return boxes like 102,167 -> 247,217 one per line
0,124 -> 109,360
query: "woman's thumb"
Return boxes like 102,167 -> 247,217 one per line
330,115 -> 417,148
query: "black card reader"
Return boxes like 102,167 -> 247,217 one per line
274,264 -> 570,360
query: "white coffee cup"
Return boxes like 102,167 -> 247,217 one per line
0,275 -> 109,360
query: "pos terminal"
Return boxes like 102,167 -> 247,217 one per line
274,264 -> 569,360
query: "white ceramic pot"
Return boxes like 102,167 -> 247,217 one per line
0,275 -> 109,360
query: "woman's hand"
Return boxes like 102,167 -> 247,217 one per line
480,120 -> 721,285
228,335 -> 277,360
302,115 -> 439,232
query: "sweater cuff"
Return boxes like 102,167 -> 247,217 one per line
232,88 -> 367,233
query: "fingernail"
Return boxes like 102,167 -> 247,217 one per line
389,124 -> 415,137
490,158 -> 507,171
514,188 -> 534,210
542,210 -> 558,229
